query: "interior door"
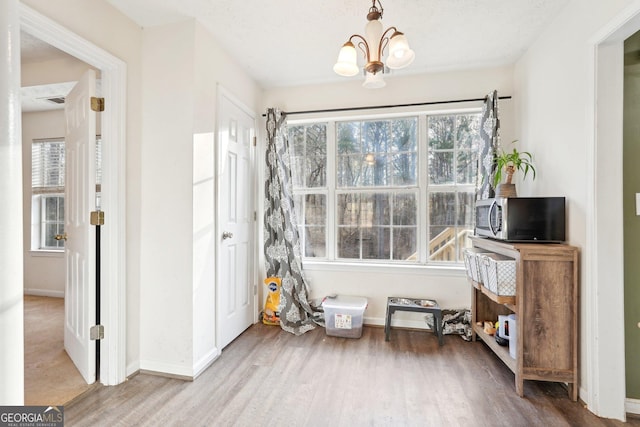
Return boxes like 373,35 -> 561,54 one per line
217,91 -> 256,349
64,69 -> 97,384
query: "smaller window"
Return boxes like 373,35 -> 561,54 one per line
39,194 -> 65,250
31,138 -> 65,251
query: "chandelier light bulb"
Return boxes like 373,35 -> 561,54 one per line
362,71 -> 386,89
333,42 -> 359,76
387,32 -> 415,69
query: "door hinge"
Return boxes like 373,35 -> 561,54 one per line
254,211 -> 257,221
91,97 -> 105,112
90,211 -> 105,226
90,325 -> 104,340
254,284 -> 258,295
253,136 -> 257,147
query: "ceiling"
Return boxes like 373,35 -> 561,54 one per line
20,0 -> 571,110
105,0 -> 570,88
21,31 -> 77,112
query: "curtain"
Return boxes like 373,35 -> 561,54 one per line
477,90 -> 500,200
264,108 -> 324,335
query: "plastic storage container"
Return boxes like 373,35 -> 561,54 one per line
322,295 -> 368,339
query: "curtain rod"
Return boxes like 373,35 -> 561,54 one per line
262,95 -> 512,117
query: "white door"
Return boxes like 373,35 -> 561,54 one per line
217,91 -> 256,349
64,69 -> 97,384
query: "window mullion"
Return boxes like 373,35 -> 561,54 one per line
327,121 -> 337,260
419,115 -> 429,264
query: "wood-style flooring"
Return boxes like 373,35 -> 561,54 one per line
65,323 -> 640,426
24,295 -> 93,405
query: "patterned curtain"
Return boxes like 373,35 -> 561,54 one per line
264,108 -> 324,335
477,90 -> 500,200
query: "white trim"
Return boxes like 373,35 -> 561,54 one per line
303,260 -> 465,277
626,398 -> 640,415
28,250 -> 64,258
585,2 -> 640,420
138,360 -> 195,379
24,289 -> 64,298
365,316 -> 433,330
19,3 -> 127,386
193,348 -> 221,379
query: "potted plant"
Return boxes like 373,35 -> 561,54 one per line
492,141 -> 536,197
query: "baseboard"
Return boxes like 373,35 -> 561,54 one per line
138,360 -> 195,381
24,288 -> 64,298
364,316 -> 431,330
193,347 -> 221,379
126,361 -> 140,378
139,368 -> 194,382
626,398 -> 640,415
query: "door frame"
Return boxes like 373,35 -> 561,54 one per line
587,3 -> 640,420
215,85 -> 258,351
19,3 -> 127,386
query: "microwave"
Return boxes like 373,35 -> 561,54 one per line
475,197 -> 566,242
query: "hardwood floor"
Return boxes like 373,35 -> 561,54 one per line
65,323 -> 639,426
24,295 -> 93,406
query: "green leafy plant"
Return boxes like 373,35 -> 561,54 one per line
492,141 -> 536,188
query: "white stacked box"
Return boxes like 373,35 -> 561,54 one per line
463,248 -> 490,284
478,253 -> 516,296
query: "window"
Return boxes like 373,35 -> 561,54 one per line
32,138 -> 65,250
31,137 -> 102,251
289,111 -> 481,265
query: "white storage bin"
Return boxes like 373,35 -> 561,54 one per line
322,295 -> 368,339
463,248 -> 490,284
478,253 -> 516,296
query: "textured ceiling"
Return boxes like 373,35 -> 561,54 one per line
106,0 -> 570,88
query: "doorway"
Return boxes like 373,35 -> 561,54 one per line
19,3 -> 127,387
589,3 -> 640,419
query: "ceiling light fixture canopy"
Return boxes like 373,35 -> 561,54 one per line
333,0 -> 415,88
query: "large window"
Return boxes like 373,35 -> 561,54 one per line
289,111 -> 480,265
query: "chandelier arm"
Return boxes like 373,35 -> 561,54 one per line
376,27 -> 398,63
348,34 -> 371,62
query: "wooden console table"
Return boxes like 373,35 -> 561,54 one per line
469,236 -> 579,401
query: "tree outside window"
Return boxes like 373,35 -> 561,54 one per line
288,112 -> 480,265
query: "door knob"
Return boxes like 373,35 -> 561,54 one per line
54,233 -> 67,241
222,231 -> 234,240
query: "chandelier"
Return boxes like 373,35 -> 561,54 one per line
333,0 -> 415,88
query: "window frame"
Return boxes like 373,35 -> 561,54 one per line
287,107 -> 482,270
31,137 -> 66,253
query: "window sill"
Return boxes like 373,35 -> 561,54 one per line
29,250 -> 64,258
301,260 -> 466,277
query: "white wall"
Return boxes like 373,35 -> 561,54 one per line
21,110 -> 66,296
139,20 -> 196,377
513,0 -> 639,419
139,19 -> 262,377
261,66 -> 515,325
